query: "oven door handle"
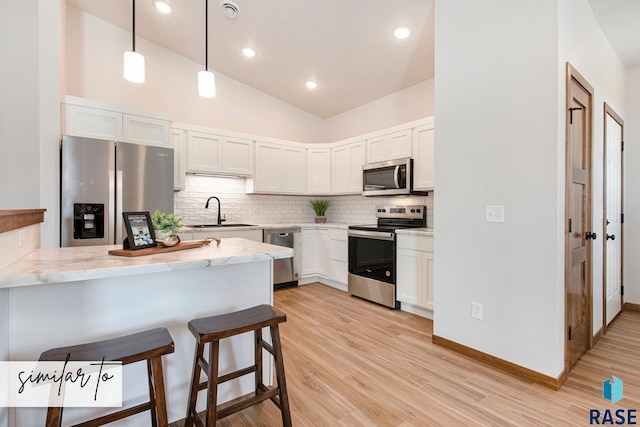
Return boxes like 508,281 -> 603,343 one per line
348,229 -> 395,241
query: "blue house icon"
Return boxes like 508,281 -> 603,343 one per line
603,376 -> 623,404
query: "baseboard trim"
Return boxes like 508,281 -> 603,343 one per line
592,326 -> 604,347
624,302 -> 640,312
432,335 -> 566,391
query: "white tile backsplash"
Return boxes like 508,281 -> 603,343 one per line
174,175 -> 434,227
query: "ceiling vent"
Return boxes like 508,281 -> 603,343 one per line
220,0 -> 240,18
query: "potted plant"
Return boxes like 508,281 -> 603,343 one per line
310,199 -> 331,223
151,209 -> 184,246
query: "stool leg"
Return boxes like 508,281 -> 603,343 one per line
254,328 -> 263,395
206,340 -> 220,427
271,325 -> 292,427
147,359 -> 158,427
45,407 -> 63,427
185,341 -> 204,427
149,356 -> 170,427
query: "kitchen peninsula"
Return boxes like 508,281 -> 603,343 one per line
0,238 -> 292,426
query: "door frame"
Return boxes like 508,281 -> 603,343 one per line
602,103 -> 624,330
564,63 -> 594,372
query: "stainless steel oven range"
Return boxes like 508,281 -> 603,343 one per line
348,205 -> 426,308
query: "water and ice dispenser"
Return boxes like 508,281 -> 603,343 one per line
73,203 -> 105,240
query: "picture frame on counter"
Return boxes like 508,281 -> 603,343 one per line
122,212 -> 157,250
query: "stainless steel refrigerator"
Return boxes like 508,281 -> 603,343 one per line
60,135 -> 174,247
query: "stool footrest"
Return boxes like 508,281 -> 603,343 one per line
217,388 -> 280,420
72,402 -> 152,427
259,339 -> 275,355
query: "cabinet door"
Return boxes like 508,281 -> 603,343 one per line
64,104 -> 122,140
281,146 -> 306,194
307,148 -> 331,194
397,248 -> 420,305
327,229 -> 348,284
421,251 -> 434,310
348,141 -> 366,192
122,114 -> 170,147
315,229 -> 328,276
331,145 -> 349,194
222,137 -> 253,176
367,130 -> 412,163
301,229 -> 317,276
186,131 -> 222,173
171,128 -> 187,191
253,142 -> 281,192
412,124 -> 435,190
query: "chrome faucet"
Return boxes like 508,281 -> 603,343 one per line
205,196 -> 225,225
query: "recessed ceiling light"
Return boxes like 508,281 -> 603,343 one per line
393,26 -> 411,40
305,80 -> 318,90
152,0 -> 173,14
242,47 -> 256,58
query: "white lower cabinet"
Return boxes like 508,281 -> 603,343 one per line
396,234 -> 434,312
301,227 -> 347,288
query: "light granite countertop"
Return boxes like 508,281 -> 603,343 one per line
395,227 -> 434,236
0,238 -> 293,290
182,223 -> 349,231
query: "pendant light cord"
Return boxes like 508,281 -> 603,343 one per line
205,0 -> 209,70
132,0 -> 136,52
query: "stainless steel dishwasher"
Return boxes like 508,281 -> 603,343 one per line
263,227 -> 299,289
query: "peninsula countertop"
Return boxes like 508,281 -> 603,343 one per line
0,238 -> 293,289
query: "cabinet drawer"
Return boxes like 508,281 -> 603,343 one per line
397,235 -> 433,252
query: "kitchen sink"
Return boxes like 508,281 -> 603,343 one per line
188,223 -> 256,228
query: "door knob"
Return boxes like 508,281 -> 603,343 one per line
607,234 -> 616,241
586,231 -> 597,240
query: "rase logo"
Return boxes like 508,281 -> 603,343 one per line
589,376 -> 637,425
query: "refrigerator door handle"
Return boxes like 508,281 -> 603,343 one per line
108,170 -> 116,245
115,170 -> 123,245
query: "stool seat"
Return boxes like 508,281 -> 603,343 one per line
40,327 -> 175,427
188,304 -> 287,341
186,304 -> 291,427
40,327 -> 174,364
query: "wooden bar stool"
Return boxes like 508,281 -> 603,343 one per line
40,327 -> 175,427
185,304 -> 291,427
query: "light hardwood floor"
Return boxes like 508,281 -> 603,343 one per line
172,283 -> 640,426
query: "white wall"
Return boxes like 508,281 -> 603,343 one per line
324,80 -> 434,142
624,66 -> 640,304
65,7 -> 325,144
434,0 -> 564,377
0,1 -> 40,210
558,0 -> 627,333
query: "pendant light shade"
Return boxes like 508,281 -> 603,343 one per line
124,51 -> 145,83
124,0 -> 145,83
199,0 -> 216,98
198,70 -> 216,98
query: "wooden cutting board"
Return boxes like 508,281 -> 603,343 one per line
108,238 -> 220,257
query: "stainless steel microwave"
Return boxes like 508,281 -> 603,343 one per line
362,157 -> 414,196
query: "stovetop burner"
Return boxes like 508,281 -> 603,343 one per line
348,204 -> 426,233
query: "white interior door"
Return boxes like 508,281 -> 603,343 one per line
604,108 -> 623,325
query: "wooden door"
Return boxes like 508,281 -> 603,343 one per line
604,104 -> 624,326
565,64 -> 593,370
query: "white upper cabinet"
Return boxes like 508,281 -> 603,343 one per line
183,127 -> 253,176
412,121 -> 435,191
331,140 -> 365,194
248,141 -> 306,194
171,127 -> 187,191
366,129 -> 412,163
187,131 -> 223,173
306,148 -> 331,195
61,96 -> 171,147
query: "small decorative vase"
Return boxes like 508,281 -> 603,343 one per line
157,234 -> 181,247
315,216 -> 327,223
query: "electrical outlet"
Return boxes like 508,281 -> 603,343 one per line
486,205 -> 505,223
18,229 -> 26,247
471,302 -> 483,320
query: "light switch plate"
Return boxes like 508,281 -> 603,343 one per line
486,205 -> 505,223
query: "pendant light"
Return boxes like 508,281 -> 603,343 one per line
198,0 -> 216,98
124,0 -> 145,83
